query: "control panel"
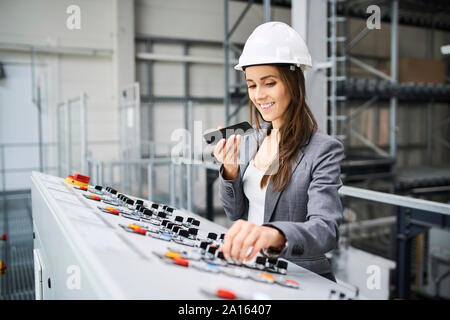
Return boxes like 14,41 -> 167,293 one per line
31,171 -> 362,300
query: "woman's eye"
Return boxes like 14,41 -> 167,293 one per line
247,85 -> 256,89
266,82 -> 276,87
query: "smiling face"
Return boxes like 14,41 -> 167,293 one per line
245,65 -> 292,130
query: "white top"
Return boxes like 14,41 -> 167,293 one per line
243,159 -> 268,226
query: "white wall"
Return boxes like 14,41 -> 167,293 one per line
0,0 -> 132,190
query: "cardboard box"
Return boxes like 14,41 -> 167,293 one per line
381,57 -> 446,83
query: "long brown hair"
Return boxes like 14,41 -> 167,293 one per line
248,64 -> 318,192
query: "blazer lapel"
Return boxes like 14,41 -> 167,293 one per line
263,131 -> 313,223
264,149 -> 305,223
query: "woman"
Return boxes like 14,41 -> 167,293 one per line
213,21 -> 345,282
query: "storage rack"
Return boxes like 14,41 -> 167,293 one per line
329,0 -> 450,190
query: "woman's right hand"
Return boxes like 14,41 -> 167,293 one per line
213,126 -> 242,180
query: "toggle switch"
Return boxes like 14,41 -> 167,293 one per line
276,260 -> 288,274
191,219 -> 200,227
175,216 -> 184,223
165,251 -> 181,259
255,256 -> 267,269
157,211 -> 167,219
85,194 -> 101,201
104,206 -> 120,215
178,229 -> 189,238
173,257 -> 189,267
142,209 -> 153,217
188,228 -> 198,236
207,232 -> 217,241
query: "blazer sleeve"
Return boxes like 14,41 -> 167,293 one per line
265,138 -> 345,258
218,164 -> 248,221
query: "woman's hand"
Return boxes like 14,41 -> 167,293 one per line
219,219 -> 286,262
212,126 -> 242,180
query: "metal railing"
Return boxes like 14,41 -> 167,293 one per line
0,142 -> 58,192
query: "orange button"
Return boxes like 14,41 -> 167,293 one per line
128,224 -> 140,229
286,279 -> 299,285
261,272 -> 275,281
89,195 -> 101,201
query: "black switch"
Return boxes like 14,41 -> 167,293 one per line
200,241 -> 208,250
175,216 -> 183,223
157,211 -> 167,219
161,219 -> 170,227
188,228 -> 198,236
207,246 -> 218,255
142,209 -> 153,216
256,256 -> 267,267
192,219 -> 200,227
220,233 -> 225,240
94,185 -> 102,191
151,203 -> 159,210
135,200 -> 144,206
186,217 -> 194,224
126,199 -> 134,206
172,226 -> 180,233
207,232 -> 217,240
178,229 -> 189,238
276,260 -> 288,270
217,251 -> 225,260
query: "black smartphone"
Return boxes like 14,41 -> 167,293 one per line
203,121 -> 254,145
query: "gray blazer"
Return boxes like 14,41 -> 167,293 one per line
218,122 -> 345,275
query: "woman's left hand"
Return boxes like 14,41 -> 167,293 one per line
219,219 -> 286,262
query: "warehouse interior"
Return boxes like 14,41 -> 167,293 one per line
0,0 -> 449,300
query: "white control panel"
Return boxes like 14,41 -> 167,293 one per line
31,171 -> 363,300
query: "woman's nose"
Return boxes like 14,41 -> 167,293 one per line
255,86 -> 267,101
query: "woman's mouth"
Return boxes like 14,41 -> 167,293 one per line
260,102 -> 274,110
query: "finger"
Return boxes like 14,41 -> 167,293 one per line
233,135 -> 241,162
221,220 -> 244,259
224,135 -> 236,165
217,125 -> 224,130
229,223 -> 254,261
246,237 -> 267,261
239,227 -> 259,261
213,138 -> 226,160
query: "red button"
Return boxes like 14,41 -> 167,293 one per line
105,207 -> 119,215
133,228 -> 146,235
286,279 -> 299,286
173,257 -> 189,267
74,173 -> 90,184
89,195 -> 101,201
217,289 -> 236,300
1,234 -> 6,241
80,186 -> 88,191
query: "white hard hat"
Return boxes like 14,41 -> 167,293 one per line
235,21 -> 312,71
